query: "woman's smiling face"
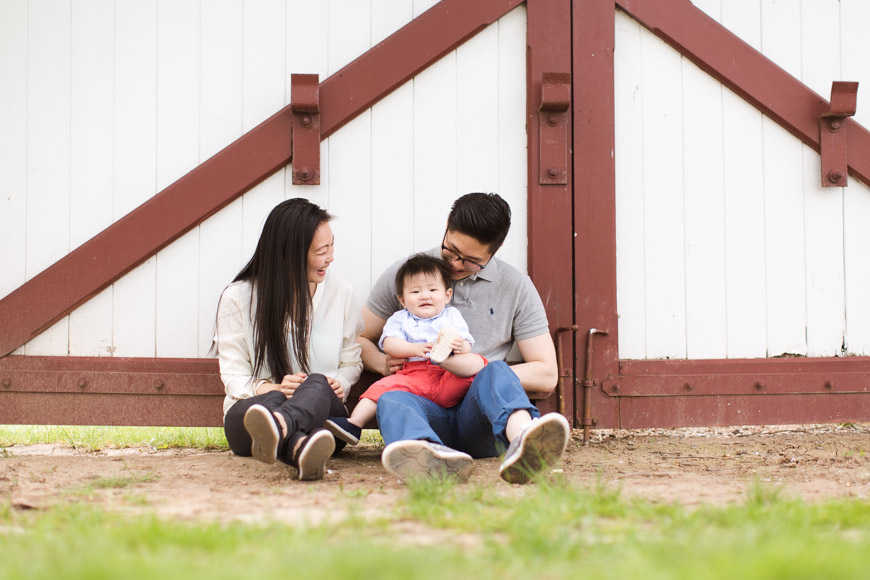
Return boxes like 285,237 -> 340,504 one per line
307,221 -> 334,286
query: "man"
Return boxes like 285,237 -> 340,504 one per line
359,193 -> 571,484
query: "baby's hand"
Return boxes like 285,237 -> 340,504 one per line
418,343 -> 434,358
454,339 -> 472,355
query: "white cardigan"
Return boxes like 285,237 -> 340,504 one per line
215,273 -> 364,416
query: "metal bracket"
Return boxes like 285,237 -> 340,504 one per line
580,327 -> 608,444
538,72 -> 571,185
290,74 -> 321,185
820,81 -> 858,188
554,325 -> 578,420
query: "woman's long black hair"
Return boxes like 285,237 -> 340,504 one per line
234,198 -> 332,382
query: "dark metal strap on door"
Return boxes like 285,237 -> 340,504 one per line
820,81 -> 859,187
538,72 -> 571,185
581,327 -> 609,444
290,74 -> 321,185
554,325 -> 578,419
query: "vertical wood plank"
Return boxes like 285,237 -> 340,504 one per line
371,84 -> 415,276
682,57 -> 727,359
369,1 -> 414,278
68,0 -> 115,356
0,0 -> 28,304
413,54 -> 457,252
614,11 -> 646,360
154,0 -> 200,358
114,258 -> 157,356
327,0 -> 371,75
762,117 -> 808,356
25,0 -> 71,355
760,0 -> 807,357
326,1 -> 372,307
721,1 -> 767,358
496,6 -> 527,271
801,0 -> 845,356
841,0 -> 870,355
198,0 -> 245,356
241,0 -> 286,265
113,0 -> 158,356
640,28 -> 686,359
199,200 -> 245,356
456,23 -> 500,195
844,181 -> 870,355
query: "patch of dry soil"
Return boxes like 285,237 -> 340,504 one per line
2,424 -> 869,523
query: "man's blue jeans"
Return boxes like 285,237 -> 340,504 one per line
375,360 -> 541,458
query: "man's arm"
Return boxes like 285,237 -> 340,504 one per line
511,333 -> 559,393
358,306 -> 406,376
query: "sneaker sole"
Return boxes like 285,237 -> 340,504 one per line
323,419 -> 360,446
297,430 -> 336,481
244,405 -> 279,465
499,414 -> 570,484
382,441 -> 473,483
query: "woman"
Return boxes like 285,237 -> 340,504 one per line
214,198 -> 363,480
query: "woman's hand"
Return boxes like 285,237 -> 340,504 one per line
326,377 -> 345,400
278,373 -> 308,398
254,380 -> 281,396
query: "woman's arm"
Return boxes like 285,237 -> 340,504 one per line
215,284 -> 276,401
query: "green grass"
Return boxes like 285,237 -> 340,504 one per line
0,425 -> 229,452
0,426 -> 383,453
2,475 -> 870,580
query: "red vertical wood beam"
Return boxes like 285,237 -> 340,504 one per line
0,0 -> 523,358
526,0 -> 576,419
572,0 -> 620,429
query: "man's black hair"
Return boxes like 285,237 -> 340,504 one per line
446,192 -> 511,254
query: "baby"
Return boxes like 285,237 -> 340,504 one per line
326,254 -> 486,445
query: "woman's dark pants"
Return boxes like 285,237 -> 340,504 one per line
223,374 -> 348,464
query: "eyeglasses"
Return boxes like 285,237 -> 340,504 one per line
440,236 -> 487,272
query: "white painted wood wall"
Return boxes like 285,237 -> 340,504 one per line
0,0 -> 528,358
3,0 -> 870,363
615,0 -> 870,360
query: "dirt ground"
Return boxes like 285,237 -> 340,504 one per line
3,424 -> 870,523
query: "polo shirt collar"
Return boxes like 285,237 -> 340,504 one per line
469,254 -> 498,282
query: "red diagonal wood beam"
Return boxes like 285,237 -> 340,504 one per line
617,0 -> 870,187
0,0 -> 523,358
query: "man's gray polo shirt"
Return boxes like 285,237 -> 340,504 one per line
366,248 -> 550,362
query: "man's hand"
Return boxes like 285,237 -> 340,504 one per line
381,352 -> 408,376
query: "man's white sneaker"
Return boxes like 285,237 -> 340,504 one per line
499,413 -> 571,484
382,440 -> 473,483
428,325 -> 461,364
